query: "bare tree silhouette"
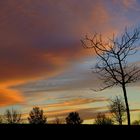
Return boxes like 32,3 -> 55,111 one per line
66,112 -> 83,124
28,107 -> 47,124
81,28 -> 140,125
54,117 -> 62,124
109,96 -> 126,125
94,113 -> 114,125
4,109 -> 22,124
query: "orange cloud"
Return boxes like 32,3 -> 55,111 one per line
44,98 -> 108,108
0,89 -> 24,107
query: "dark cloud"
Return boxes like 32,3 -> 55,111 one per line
0,0 -> 118,83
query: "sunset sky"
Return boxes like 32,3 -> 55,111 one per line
1,0 -> 140,124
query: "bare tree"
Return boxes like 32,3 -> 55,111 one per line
54,117 -> 62,124
94,113 -> 114,125
109,96 -> 126,125
28,107 -> 47,124
4,109 -> 22,124
81,28 -> 140,125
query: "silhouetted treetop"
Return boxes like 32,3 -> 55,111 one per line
28,107 -> 47,124
66,112 -> 83,124
94,113 -> 114,125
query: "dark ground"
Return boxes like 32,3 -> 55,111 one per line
0,124 -> 139,138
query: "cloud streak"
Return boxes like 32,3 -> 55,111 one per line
0,89 -> 24,107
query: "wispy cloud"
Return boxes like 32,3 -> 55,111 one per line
0,89 -> 24,107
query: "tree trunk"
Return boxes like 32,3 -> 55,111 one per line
119,115 -> 122,125
122,84 -> 130,125
117,99 -> 122,125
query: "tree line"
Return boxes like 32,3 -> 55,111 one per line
0,96 -> 139,125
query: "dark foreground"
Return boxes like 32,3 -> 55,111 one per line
0,124 -> 139,137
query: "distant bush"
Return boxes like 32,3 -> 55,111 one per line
66,112 -> 83,124
28,107 -> 47,124
94,113 -> 114,125
109,96 -> 126,125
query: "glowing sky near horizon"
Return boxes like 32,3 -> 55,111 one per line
1,0 -> 140,123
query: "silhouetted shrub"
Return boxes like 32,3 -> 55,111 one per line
28,107 -> 47,124
66,112 -> 83,124
94,113 -> 114,125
